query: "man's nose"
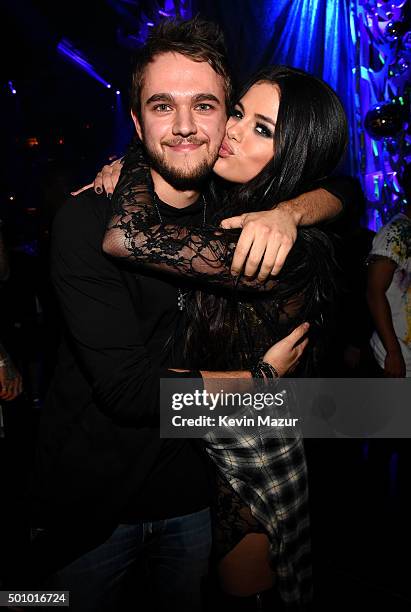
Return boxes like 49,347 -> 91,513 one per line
172,109 -> 197,137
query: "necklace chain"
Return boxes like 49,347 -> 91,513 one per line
153,193 -> 207,226
153,193 -> 207,311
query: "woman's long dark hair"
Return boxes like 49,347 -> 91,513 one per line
212,65 -> 348,222
184,66 -> 348,372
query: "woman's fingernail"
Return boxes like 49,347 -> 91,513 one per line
96,187 -> 102,194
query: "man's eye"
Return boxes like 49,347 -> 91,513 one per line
153,104 -> 172,112
255,124 -> 273,138
195,103 -> 213,111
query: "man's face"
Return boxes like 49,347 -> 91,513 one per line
132,52 -> 227,190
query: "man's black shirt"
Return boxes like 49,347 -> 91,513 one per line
32,191 -> 210,532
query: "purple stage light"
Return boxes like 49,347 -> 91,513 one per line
57,38 -> 112,89
116,90 -> 121,95
8,80 -> 16,95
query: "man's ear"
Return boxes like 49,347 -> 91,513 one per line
131,111 -> 143,140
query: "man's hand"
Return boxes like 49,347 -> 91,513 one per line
221,187 -> 343,280
221,208 -> 298,280
0,358 -> 23,401
384,347 -> 406,378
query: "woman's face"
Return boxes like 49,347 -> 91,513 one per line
213,81 -> 280,183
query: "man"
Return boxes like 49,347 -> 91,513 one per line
31,17 -> 351,611
367,167 -> 411,377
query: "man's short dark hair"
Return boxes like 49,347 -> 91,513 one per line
130,16 -> 232,118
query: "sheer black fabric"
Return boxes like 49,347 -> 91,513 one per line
105,146 -> 275,293
211,470 -> 265,561
105,141 -> 336,373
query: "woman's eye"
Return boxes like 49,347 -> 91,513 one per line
230,108 -> 243,119
255,124 -> 273,138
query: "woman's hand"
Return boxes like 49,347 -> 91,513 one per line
71,158 -> 123,197
262,322 -> 309,377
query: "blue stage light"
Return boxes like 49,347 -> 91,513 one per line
57,38 -> 112,89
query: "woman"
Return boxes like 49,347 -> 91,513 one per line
92,66 -> 347,609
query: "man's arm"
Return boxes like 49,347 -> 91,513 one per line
276,187 -> 342,226
54,195 -> 288,425
173,323 -> 309,388
222,188 -> 342,279
56,196 -> 309,416
222,175 -> 360,279
52,195 -> 203,427
366,256 -> 406,377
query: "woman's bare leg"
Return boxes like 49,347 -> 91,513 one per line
218,532 -> 274,597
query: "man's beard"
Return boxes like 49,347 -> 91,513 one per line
143,137 -> 220,191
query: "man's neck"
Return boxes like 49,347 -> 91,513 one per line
150,168 -> 199,208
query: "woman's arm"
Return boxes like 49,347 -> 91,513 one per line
104,222 -> 275,291
102,143 -> 274,292
91,158 -> 346,281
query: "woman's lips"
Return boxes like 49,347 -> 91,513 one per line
218,140 -> 234,157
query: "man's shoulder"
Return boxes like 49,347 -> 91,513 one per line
55,189 -> 110,223
53,189 -> 111,238
51,190 -> 126,278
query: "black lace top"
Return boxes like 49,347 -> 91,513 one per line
104,142 -> 336,374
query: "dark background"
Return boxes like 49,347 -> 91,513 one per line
1,2 -> 410,609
